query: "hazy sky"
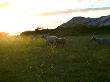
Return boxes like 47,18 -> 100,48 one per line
0,0 -> 110,34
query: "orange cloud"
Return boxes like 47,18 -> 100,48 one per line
33,7 -> 110,16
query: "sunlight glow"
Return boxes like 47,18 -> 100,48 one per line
0,0 -> 109,35
0,2 -> 9,8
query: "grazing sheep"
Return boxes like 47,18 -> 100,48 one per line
91,36 -> 110,45
42,35 -> 66,47
42,35 -> 58,45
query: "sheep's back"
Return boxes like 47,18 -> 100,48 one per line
45,36 -> 58,43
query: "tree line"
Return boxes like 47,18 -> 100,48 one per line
20,25 -> 110,36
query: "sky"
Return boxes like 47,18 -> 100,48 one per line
0,0 -> 110,35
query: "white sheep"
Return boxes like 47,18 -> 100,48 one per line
91,36 -> 110,45
42,35 -> 66,47
42,35 -> 58,45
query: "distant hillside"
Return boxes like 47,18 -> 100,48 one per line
60,15 -> 110,28
20,15 -> 110,36
51,15 -> 110,36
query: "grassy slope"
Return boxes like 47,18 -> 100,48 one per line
0,35 -> 110,82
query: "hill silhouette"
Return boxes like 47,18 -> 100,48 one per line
20,15 -> 110,36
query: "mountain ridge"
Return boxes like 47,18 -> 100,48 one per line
60,15 -> 110,28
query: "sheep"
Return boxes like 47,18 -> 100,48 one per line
91,36 -> 110,45
42,35 -> 58,45
42,35 -> 66,47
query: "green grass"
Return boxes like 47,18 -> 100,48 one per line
0,35 -> 110,82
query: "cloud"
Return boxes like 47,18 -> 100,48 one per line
33,7 -> 110,16
0,2 -> 9,9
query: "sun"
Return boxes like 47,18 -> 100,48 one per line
0,0 -> 56,35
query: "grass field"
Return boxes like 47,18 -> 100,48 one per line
0,35 -> 110,82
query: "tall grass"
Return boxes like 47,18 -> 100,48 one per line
0,35 -> 110,82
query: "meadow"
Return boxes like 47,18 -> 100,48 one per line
0,35 -> 110,82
